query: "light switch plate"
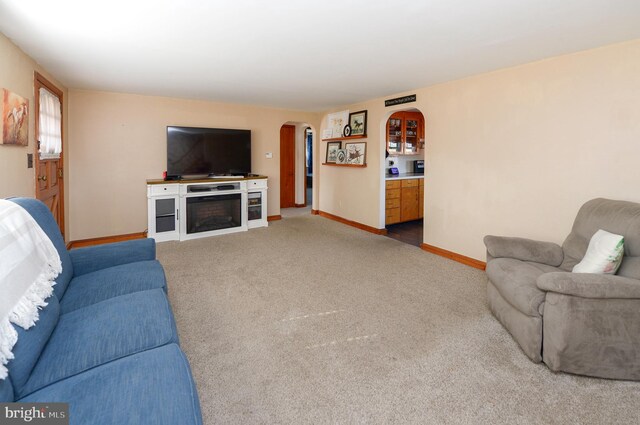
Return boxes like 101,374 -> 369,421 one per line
27,153 -> 33,168
265,152 -> 273,159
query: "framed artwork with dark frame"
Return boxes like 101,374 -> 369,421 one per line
348,110 -> 367,137
325,141 -> 342,163
344,142 -> 366,165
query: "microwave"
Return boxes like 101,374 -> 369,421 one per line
413,160 -> 424,174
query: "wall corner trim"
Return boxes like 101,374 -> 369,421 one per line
317,210 -> 387,235
420,243 -> 486,270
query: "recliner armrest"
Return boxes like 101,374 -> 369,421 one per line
69,238 -> 156,277
537,272 -> 640,299
483,235 -> 563,266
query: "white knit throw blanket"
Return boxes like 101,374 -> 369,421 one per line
0,200 -> 61,379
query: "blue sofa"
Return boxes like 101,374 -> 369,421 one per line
0,198 -> 202,424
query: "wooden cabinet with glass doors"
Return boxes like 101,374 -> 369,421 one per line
387,117 -> 403,155
385,111 -> 424,155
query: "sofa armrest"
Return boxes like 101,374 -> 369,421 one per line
483,235 -> 563,266
537,272 -> 640,299
69,238 -> 156,277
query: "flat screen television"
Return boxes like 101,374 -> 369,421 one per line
166,126 -> 251,178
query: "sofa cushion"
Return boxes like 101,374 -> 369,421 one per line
486,258 -> 560,317
10,198 -> 74,299
68,239 -> 156,277
0,376 -> 14,402
17,289 -> 178,398
59,260 -> 167,314
20,344 -> 202,425
561,198 -> 640,279
7,296 -> 60,392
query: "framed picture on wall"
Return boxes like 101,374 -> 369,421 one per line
325,141 -> 342,163
327,110 -> 349,138
1,89 -> 29,146
348,110 -> 367,137
344,142 -> 366,165
335,149 -> 348,164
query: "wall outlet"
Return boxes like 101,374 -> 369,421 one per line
265,152 -> 273,159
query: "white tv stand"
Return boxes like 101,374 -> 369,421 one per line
146,176 -> 268,242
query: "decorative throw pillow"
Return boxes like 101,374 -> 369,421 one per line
572,229 -> 624,274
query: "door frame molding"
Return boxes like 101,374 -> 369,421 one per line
34,71 -> 65,237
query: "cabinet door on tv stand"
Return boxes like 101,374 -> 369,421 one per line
247,189 -> 268,228
148,195 -> 180,242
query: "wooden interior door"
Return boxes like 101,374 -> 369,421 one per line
34,72 -> 65,238
280,124 -> 296,208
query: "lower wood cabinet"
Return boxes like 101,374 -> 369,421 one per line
401,180 -> 420,222
385,178 -> 423,225
385,180 -> 401,225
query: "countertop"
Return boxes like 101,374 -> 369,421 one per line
385,172 -> 424,180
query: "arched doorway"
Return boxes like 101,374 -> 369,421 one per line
279,122 -> 315,215
380,108 -> 426,246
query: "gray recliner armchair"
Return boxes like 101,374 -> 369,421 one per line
484,198 -> 640,380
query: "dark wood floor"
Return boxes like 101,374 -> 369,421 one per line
385,219 -> 423,247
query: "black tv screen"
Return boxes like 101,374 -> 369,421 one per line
167,126 -> 251,177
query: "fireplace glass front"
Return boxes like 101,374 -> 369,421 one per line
186,193 -> 242,234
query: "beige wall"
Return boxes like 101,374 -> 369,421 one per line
8,29 -> 638,259
0,33 -> 69,234
67,90 -> 320,240
319,39 -> 640,260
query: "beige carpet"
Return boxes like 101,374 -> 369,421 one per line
281,206 -> 312,218
157,214 -> 640,424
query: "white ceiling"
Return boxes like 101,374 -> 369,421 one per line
1,0 -> 639,111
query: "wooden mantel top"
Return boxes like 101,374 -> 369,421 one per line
147,175 -> 268,185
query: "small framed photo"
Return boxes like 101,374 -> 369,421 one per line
325,141 -> 342,163
344,142 -> 366,165
348,110 -> 367,137
335,149 -> 348,164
